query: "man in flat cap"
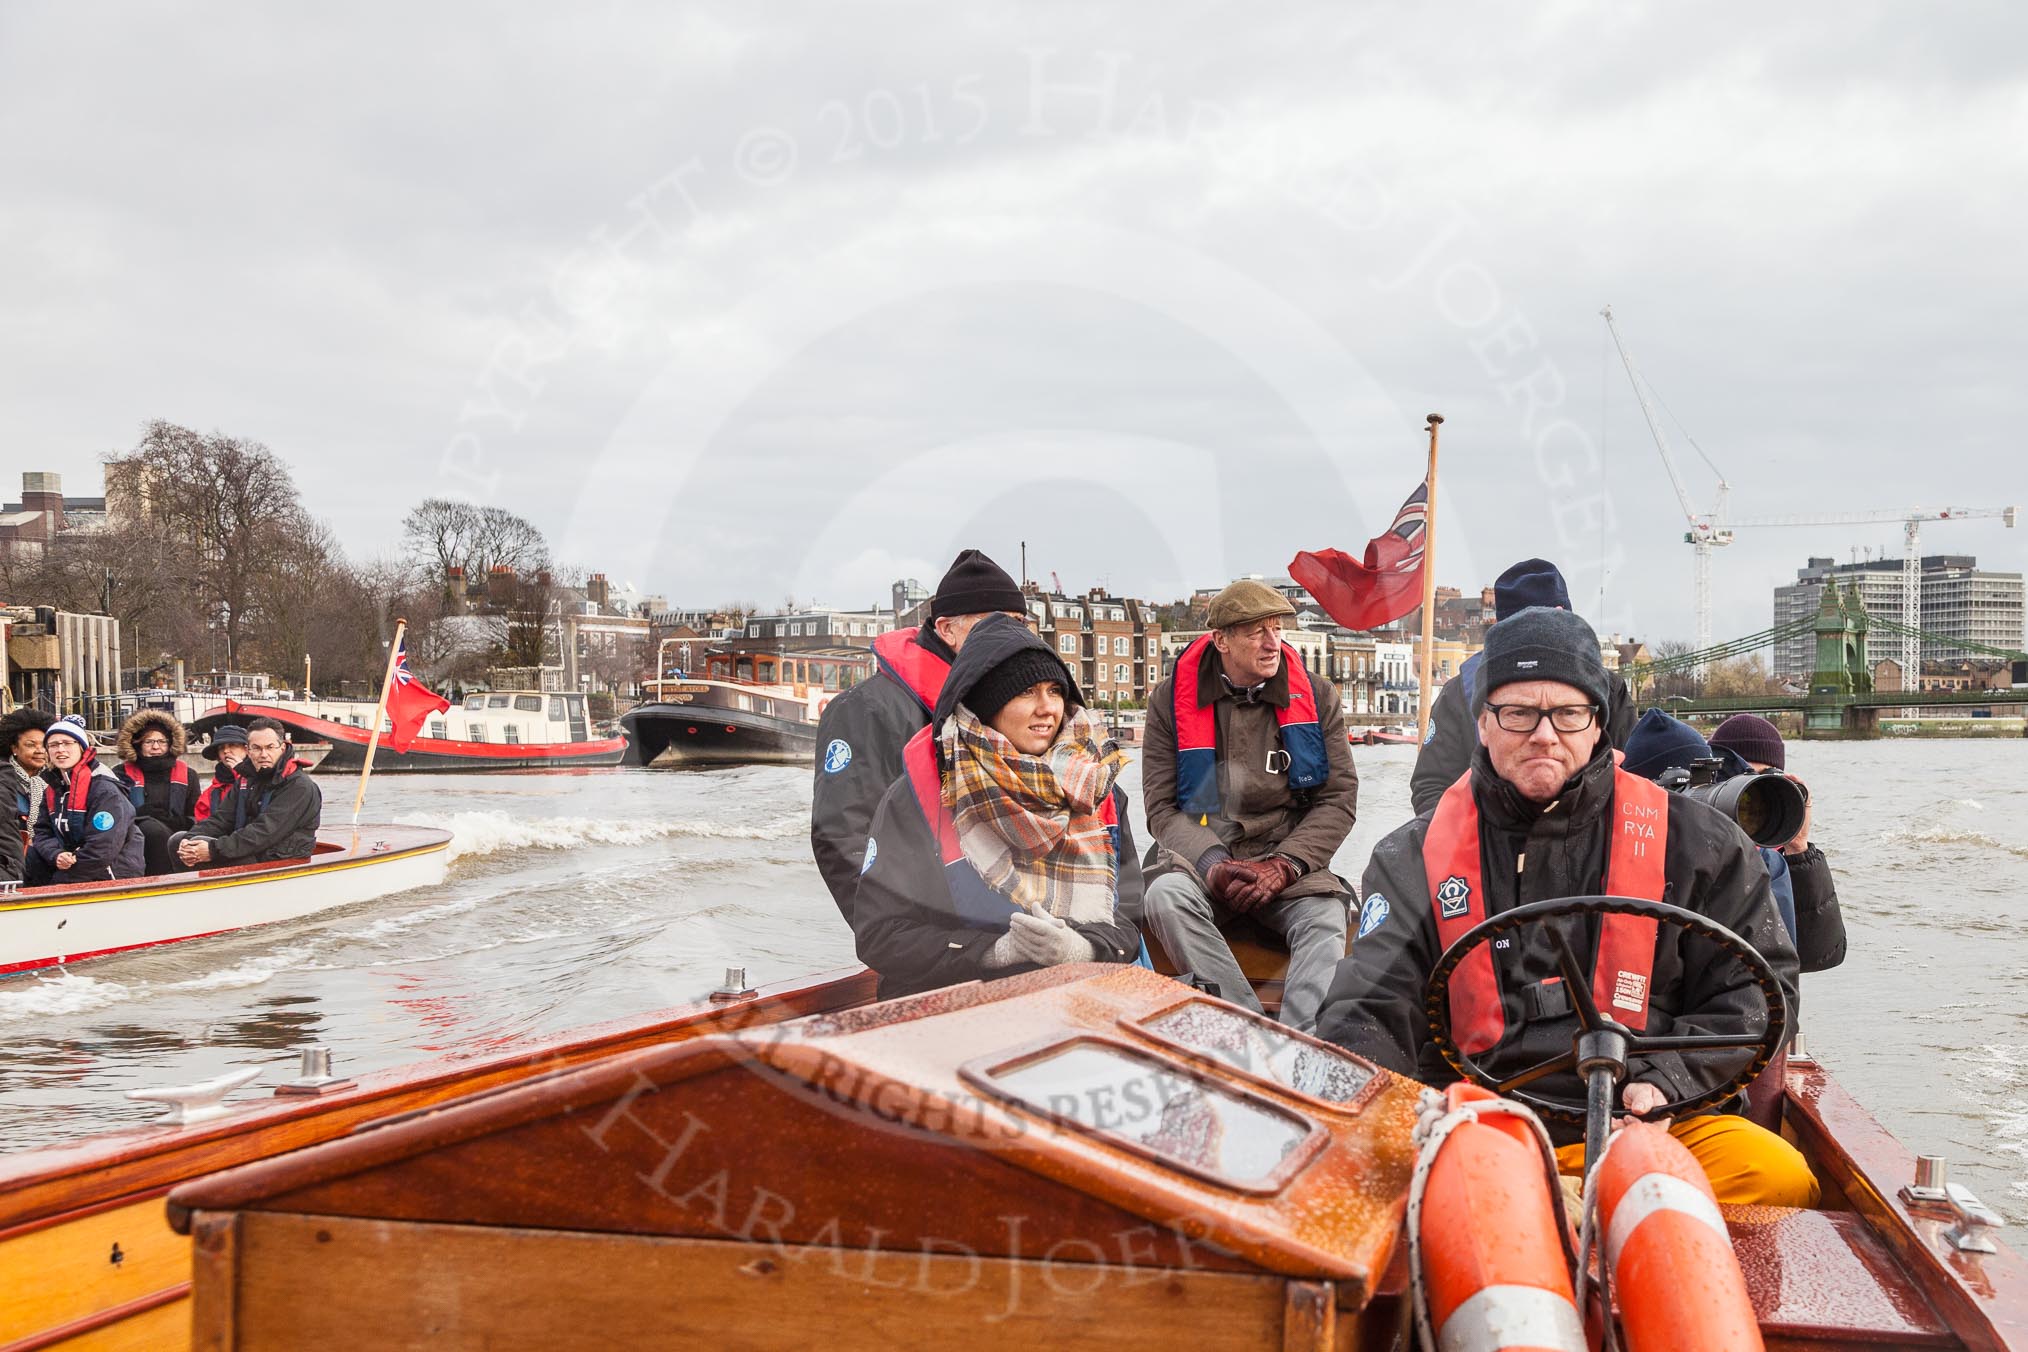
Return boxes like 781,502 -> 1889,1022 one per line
1140,579 -> 1358,1032
811,549 -> 1029,923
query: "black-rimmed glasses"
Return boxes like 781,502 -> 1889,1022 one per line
1485,703 -> 1599,734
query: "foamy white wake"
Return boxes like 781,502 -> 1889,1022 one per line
393,810 -> 802,865
0,972 -> 133,1023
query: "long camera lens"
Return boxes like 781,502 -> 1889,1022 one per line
1681,771 -> 1806,848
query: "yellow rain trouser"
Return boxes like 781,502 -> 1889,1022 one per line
1554,1114 -> 1822,1209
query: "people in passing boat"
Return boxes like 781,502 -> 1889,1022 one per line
1140,580 -> 1358,1034
117,709 -> 196,875
1708,713 -> 1846,972
1409,559 -> 1638,816
25,715 -> 145,886
194,724 -> 249,824
851,614 -> 1145,1000
0,707 -> 54,840
811,548 -> 1029,925
1315,607 -> 1818,1208
173,718 -> 324,867
1622,709 -> 1846,973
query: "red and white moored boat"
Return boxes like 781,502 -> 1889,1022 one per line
190,694 -> 627,772
0,824 -> 451,975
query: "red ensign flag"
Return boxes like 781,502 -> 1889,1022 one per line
1289,480 -> 1430,631
385,638 -> 450,752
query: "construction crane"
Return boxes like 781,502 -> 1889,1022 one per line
1051,570 -> 1064,595
1600,305 -> 1733,660
1727,506 -> 2018,698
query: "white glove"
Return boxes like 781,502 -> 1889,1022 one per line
1008,911 -> 1096,967
984,930 -> 1025,969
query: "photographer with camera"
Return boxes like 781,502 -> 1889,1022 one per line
1622,710 -> 1845,973
1710,714 -> 1845,972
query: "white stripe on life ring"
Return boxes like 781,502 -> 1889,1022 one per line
1437,1284 -> 1587,1352
1605,1171 -> 1729,1268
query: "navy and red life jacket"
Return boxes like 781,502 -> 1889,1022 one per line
899,726 -> 1120,933
1423,768 -> 1669,1055
193,767 -> 236,823
42,750 -> 119,850
119,759 -> 194,818
1170,634 -> 1328,816
873,628 -> 952,720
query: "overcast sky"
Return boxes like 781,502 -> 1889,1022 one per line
4,3 -> 2023,643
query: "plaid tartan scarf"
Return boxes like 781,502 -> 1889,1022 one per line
941,705 -> 1131,924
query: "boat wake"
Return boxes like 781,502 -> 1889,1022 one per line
396,810 -> 803,865
0,972 -> 132,1023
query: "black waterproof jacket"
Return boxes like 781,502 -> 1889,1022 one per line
1784,845 -> 1847,972
1409,658 -> 1637,815
189,759 -> 323,863
1317,742 -> 1798,1146
809,629 -> 955,923
851,618 -> 1145,1000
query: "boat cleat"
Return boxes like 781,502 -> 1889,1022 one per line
1901,1154 -> 2007,1253
275,1045 -> 357,1097
126,1066 -> 263,1125
709,964 -> 757,1002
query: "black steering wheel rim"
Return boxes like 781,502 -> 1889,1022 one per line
1423,894 -> 1790,1125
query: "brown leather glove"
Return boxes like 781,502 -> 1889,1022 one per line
1204,858 -> 1251,904
1228,855 -> 1303,912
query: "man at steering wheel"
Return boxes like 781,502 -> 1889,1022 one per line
1316,606 -> 1818,1207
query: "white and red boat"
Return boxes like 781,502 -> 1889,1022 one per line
189,694 -> 628,772
0,824 -> 451,975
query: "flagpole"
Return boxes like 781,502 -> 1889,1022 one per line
1415,415 -> 1443,747
351,617 -> 407,840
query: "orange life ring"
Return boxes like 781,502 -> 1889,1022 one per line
1591,1122 -> 1760,1351
1412,1084 -> 1588,1352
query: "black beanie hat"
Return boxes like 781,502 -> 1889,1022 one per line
965,649 -> 1073,724
1493,558 -> 1572,620
1473,606 -> 1611,713
931,549 -> 1025,620
1709,713 -> 1786,771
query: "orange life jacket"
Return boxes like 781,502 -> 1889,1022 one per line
1423,768 -> 1668,1055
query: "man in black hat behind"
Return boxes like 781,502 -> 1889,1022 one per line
810,549 -> 1029,923
1409,558 -> 1637,815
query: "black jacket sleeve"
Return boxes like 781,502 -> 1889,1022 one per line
851,781 -> 1009,994
1065,787 -> 1146,962
1606,674 -> 1636,750
810,680 -> 923,923
1314,820 -> 1447,1080
1409,680 -> 1473,816
208,774 -> 322,863
1784,845 -> 1847,972
0,792 -> 23,882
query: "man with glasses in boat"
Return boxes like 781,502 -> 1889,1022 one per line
174,718 -> 323,867
1316,606 -> 1819,1207
810,549 -> 1029,924
1140,580 -> 1358,1034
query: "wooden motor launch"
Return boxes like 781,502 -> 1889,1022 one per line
2,957 -> 2026,1348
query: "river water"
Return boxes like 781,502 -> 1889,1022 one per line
2,742 -> 2024,1218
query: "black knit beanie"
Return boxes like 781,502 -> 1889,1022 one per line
931,549 -> 1025,619
1473,606 -> 1611,713
966,649 -> 1073,723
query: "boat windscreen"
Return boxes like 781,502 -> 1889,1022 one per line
1131,999 -> 1379,1110
962,1036 -> 1322,1193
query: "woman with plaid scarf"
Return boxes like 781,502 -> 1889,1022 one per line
851,614 -> 1147,1000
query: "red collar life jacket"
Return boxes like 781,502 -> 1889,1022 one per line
232,758 -> 303,831
873,628 -> 951,720
49,749 -> 102,816
899,726 -> 1119,932
1422,767 -> 1668,1056
1171,634 -> 1328,816
120,759 -> 193,815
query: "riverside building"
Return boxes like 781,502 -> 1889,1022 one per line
1772,554 -> 2026,679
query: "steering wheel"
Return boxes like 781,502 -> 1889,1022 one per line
1423,895 -> 1789,1126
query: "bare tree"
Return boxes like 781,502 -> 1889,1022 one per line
401,498 -> 549,600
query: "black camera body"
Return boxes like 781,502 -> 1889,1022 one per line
1656,756 -> 1805,849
